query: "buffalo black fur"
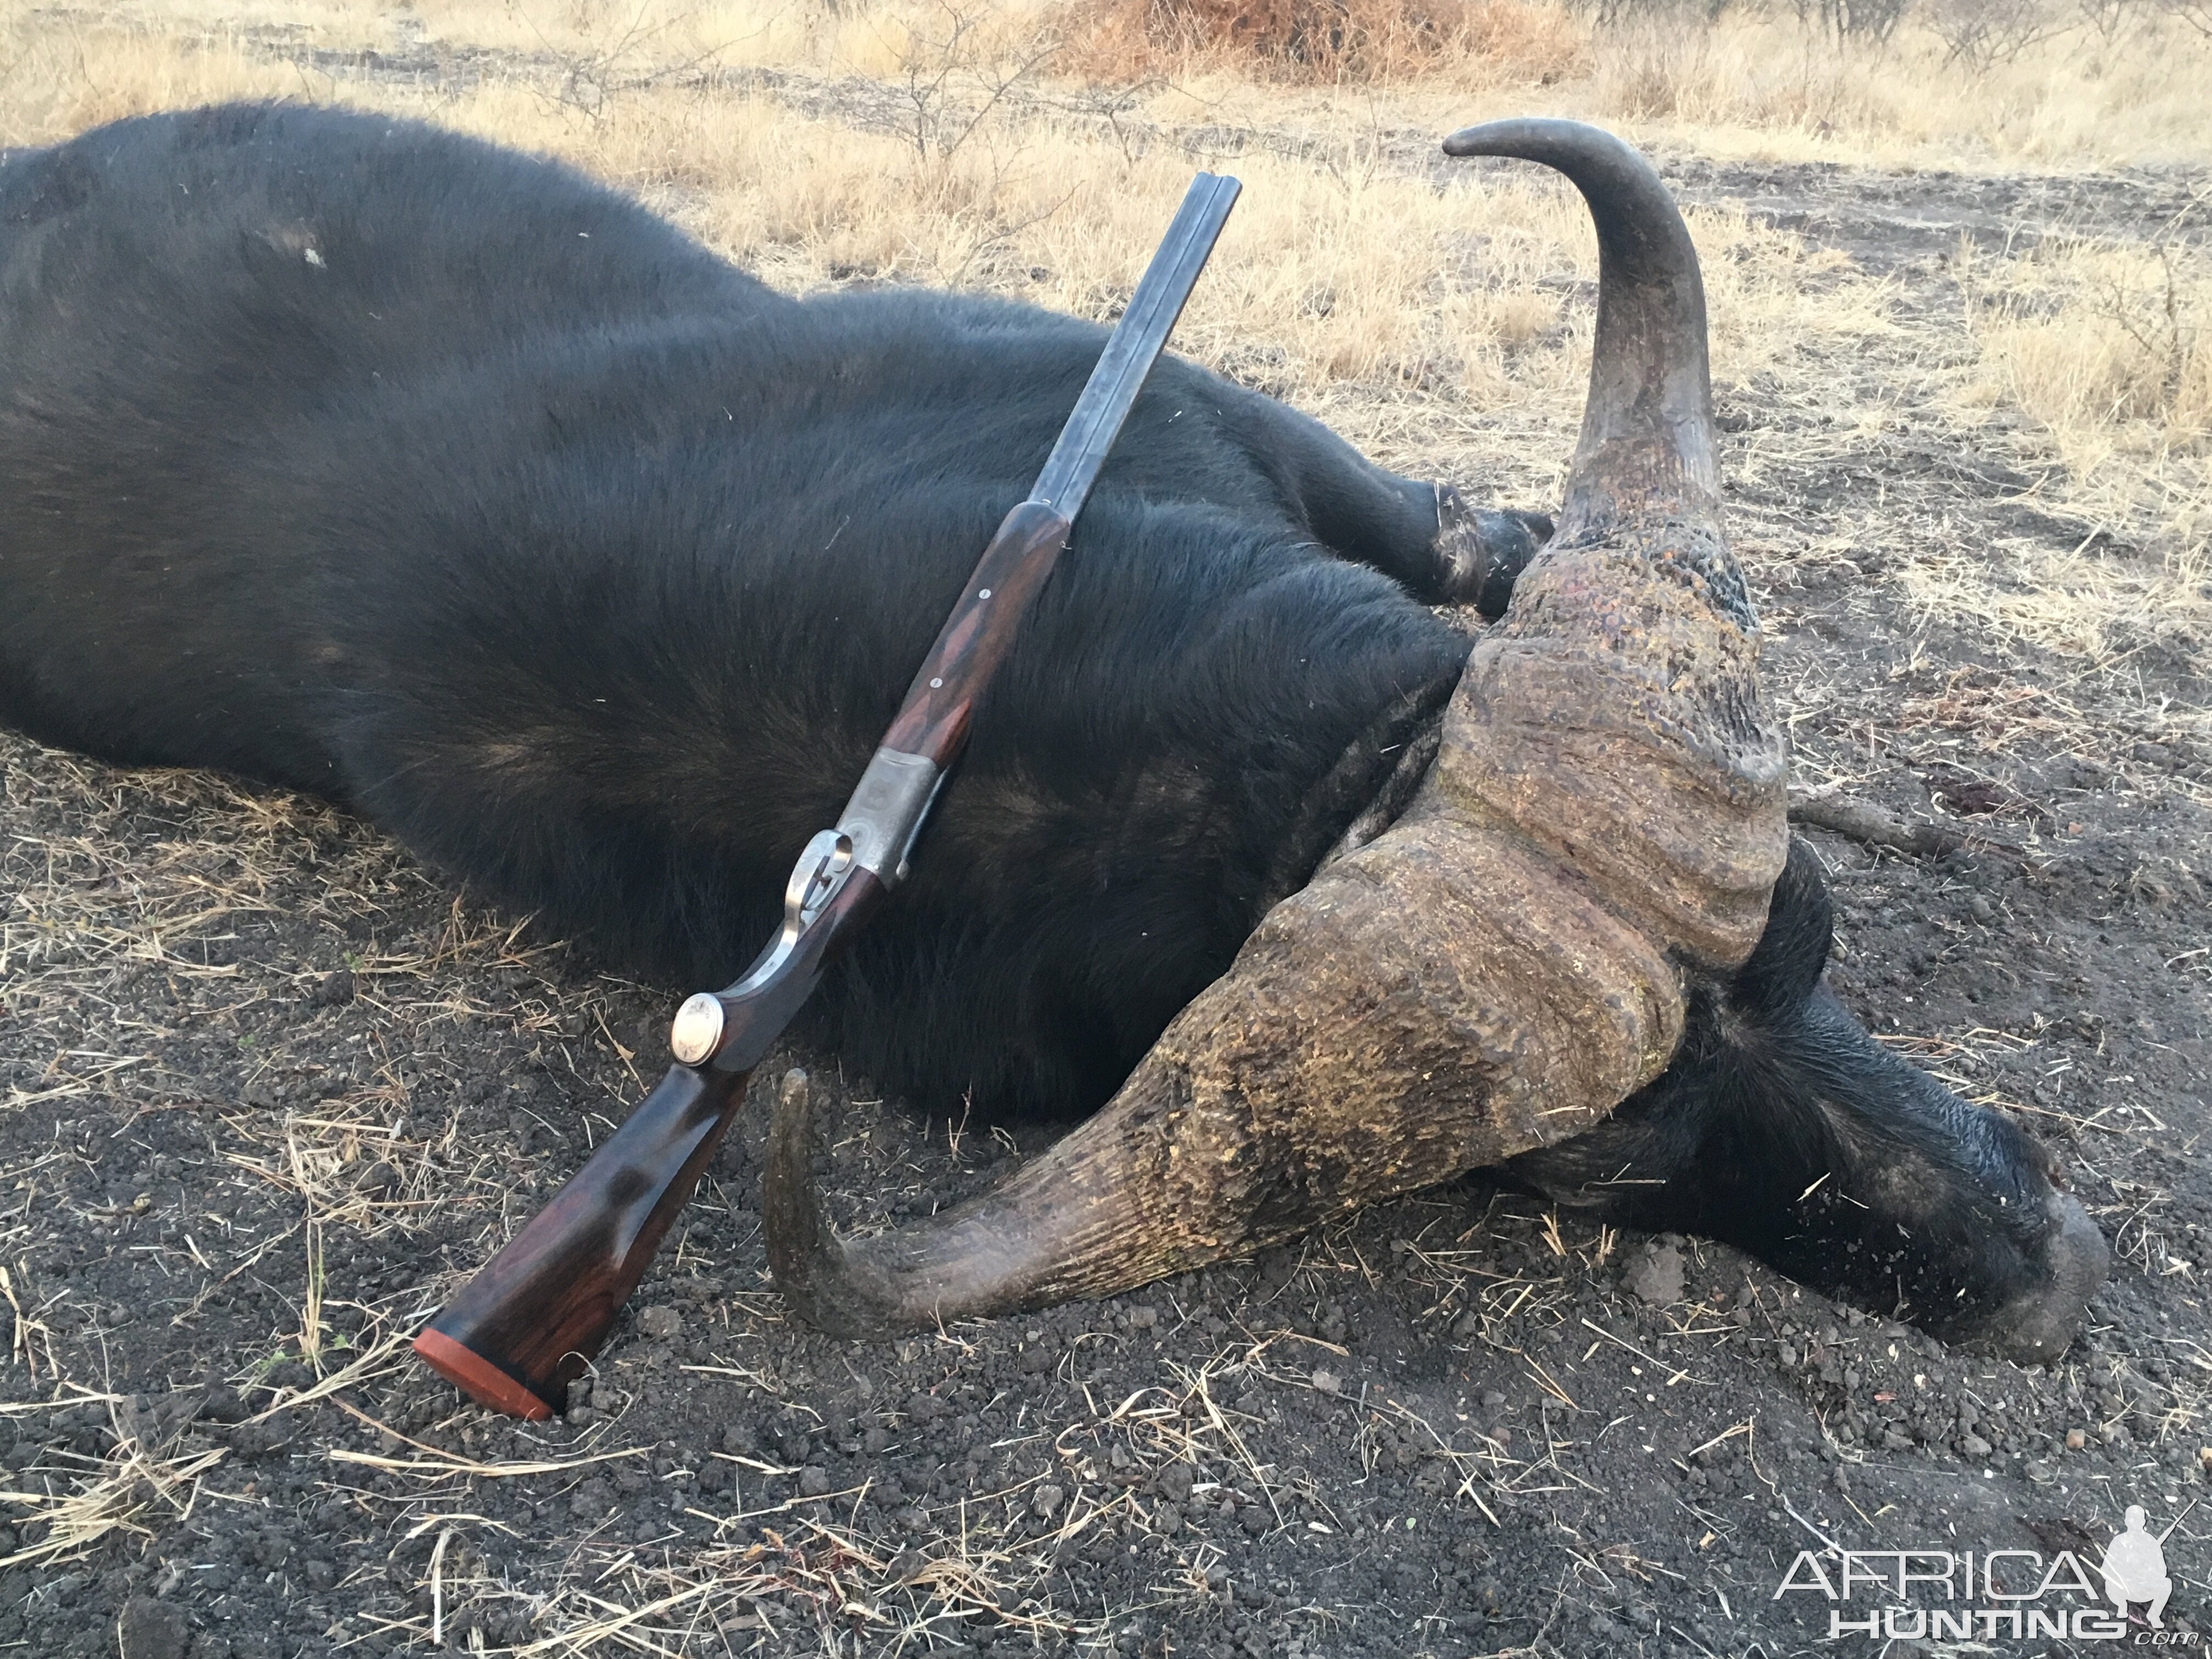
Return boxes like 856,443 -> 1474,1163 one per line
0,103 -> 1470,1119
0,104 -> 2100,1355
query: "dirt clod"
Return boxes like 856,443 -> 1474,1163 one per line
116,1597 -> 188,1659
1624,1238 -> 1686,1305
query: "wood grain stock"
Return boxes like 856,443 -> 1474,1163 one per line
415,870 -> 884,1415
413,1062 -> 749,1418
882,499 -> 1070,763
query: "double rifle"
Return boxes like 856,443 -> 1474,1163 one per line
414,173 -> 1244,1420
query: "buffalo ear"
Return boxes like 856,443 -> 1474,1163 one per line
1728,837 -> 1832,1018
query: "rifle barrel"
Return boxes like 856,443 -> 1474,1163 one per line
414,172 -> 1242,1419
1028,173 -> 1241,518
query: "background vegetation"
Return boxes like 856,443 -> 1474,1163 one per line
3,0 -> 2204,681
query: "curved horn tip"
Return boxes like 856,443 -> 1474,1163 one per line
1442,115 -> 1637,161
762,1066 -> 897,1339
1436,119 -> 1691,257
1436,112 -> 1720,535
760,1065 -> 818,1286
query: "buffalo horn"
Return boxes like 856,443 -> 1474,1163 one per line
764,120 -> 1790,1336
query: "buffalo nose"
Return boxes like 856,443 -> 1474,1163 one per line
1977,1189 -> 2109,1365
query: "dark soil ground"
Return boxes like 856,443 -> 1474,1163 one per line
2,59 -> 2209,1659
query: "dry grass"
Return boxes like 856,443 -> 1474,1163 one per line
1886,228 -> 2212,674
1894,535 -> 2212,677
0,1391 -> 226,1570
1962,232 -> 2212,467
1585,10 -> 2212,167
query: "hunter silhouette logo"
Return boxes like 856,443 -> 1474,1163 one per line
2102,1505 -> 2177,1627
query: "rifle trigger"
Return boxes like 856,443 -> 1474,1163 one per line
788,827 -> 854,927
675,827 -> 856,1065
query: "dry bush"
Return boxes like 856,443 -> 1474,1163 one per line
1454,0 -> 1593,73
2075,0 -> 2159,44
1965,236 -> 2212,467
1796,0 -> 1912,43
1922,0 -> 2073,65
1988,289 -> 2211,454
1070,0 -> 1586,83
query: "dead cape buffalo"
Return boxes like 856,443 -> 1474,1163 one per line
0,103 -> 2105,1364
